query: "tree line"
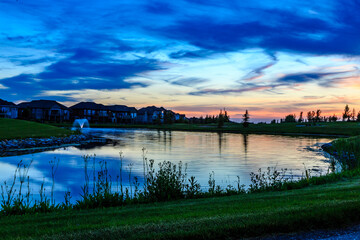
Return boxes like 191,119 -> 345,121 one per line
281,105 -> 360,123
188,109 -> 230,127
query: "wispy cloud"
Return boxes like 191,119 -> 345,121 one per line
171,77 -> 208,87
189,83 -> 284,96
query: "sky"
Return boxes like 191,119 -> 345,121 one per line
0,0 -> 360,122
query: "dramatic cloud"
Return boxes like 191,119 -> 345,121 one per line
0,48 -> 163,100
0,0 -> 360,119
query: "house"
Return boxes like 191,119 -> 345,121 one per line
17,100 -> 69,122
0,99 -> 18,119
106,105 -> 137,123
70,102 -> 108,123
136,106 -> 166,124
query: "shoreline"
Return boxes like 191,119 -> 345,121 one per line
85,125 -> 348,138
0,134 -> 109,157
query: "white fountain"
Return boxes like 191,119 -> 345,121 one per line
73,119 -> 90,129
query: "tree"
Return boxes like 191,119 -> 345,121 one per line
329,114 -> 338,122
224,109 -> 230,122
343,105 -> 351,121
242,110 -> 250,128
307,111 -> 315,122
164,111 -> 174,124
217,109 -> 225,128
284,114 -> 296,123
298,112 -> 303,123
315,109 -> 322,122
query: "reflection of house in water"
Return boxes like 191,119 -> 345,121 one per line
0,99 -> 18,119
18,100 -> 69,122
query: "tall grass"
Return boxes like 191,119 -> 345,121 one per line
331,136 -> 360,170
0,149 -> 355,216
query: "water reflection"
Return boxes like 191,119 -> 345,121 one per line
0,129 -> 334,203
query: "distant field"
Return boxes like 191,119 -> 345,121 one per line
2,178 -> 360,239
0,118 -> 73,139
54,121 -> 360,136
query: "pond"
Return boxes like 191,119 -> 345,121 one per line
0,128 -> 334,203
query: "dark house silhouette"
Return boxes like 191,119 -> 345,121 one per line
137,106 -> 166,123
17,100 -> 69,122
0,99 -> 18,119
70,102 -> 108,123
106,105 -> 137,123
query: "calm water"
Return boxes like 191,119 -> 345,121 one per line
0,128 -> 334,203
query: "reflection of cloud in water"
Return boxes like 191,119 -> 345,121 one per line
0,129 -> 335,203
0,162 -> 18,180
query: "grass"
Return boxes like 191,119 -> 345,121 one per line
0,118 -> 73,140
1,178 -> 360,239
53,121 -> 360,136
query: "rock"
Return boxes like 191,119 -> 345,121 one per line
321,142 -> 333,152
0,134 -> 91,152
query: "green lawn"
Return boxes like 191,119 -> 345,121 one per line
54,121 -> 360,136
2,178 -> 360,239
0,118 -> 73,140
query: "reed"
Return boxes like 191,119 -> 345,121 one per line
1,150 -> 360,216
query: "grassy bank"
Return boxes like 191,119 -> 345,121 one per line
1,177 -> 360,239
0,119 -> 73,140
54,121 -> 360,136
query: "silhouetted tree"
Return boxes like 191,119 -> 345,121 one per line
343,105 -> 351,121
315,109 -> 322,122
242,110 -> 250,128
307,111 -> 315,122
224,109 -> 230,122
199,116 -> 204,124
357,111 -> 360,122
217,109 -> 225,128
164,111 -> 174,124
329,114 -> 338,122
298,112 -> 303,123
284,114 -> 296,123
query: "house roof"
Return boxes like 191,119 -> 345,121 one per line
17,100 -> 68,109
138,106 -> 166,114
0,99 -> 16,106
70,102 -> 106,110
106,105 -> 137,113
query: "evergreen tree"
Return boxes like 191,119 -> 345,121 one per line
242,110 -> 250,128
343,105 -> 350,121
217,109 -> 224,128
224,109 -> 230,122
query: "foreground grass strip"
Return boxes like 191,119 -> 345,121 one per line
1,178 -> 360,239
0,119 -> 72,139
